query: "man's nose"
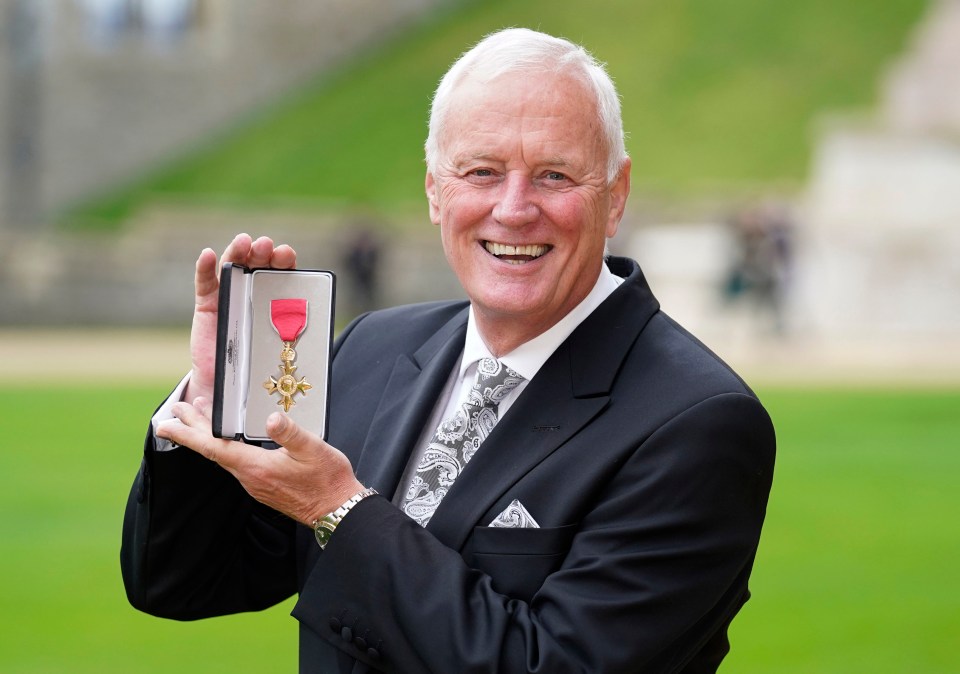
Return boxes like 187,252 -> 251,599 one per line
492,173 -> 539,226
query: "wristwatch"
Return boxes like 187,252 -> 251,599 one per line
311,488 -> 378,550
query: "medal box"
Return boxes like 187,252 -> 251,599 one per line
213,263 -> 335,443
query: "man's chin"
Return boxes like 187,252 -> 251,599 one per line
470,288 -> 555,324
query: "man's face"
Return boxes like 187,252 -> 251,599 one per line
426,70 -> 631,351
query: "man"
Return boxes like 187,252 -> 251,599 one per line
122,28 -> 775,673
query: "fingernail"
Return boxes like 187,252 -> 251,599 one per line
269,412 -> 286,433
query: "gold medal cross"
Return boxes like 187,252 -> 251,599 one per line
263,342 -> 312,412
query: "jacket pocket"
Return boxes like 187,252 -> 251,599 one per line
466,524 -> 578,602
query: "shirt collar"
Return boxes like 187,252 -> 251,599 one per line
461,261 -> 623,382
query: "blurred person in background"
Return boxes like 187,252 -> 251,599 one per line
342,227 -> 382,314
723,200 -> 794,335
122,28 -> 775,673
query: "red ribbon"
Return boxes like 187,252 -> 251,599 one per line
270,299 -> 308,342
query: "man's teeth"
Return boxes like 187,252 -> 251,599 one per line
484,242 -> 548,262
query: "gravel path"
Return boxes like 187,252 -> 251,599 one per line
2,329 -> 958,387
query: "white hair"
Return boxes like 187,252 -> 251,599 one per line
425,28 -> 628,184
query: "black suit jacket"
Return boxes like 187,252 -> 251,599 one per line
122,257 -> 775,673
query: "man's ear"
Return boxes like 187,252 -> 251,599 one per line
425,171 -> 441,225
605,158 -> 631,238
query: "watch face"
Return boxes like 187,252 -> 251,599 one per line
314,527 -> 332,548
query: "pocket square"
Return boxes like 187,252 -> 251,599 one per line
489,499 -> 540,528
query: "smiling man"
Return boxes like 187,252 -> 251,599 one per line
426,63 -> 630,356
122,28 -> 775,673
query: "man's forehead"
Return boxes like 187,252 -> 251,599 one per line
442,73 -> 601,144
454,68 -> 592,105
442,118 -> 599,162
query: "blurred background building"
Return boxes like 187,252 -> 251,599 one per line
0,0 -> 454,324
0,0 -> 446,222
627,0 -> 960,376
798,0 -> 960,341
0,0 -> 957,381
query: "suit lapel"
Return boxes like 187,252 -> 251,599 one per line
427,258 -> 660,550
425,349 -> 608,548
354,309 -> 469,498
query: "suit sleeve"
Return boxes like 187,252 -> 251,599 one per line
119,313 -> 376,620
120,430 -> 298,619
291,392 -> 775,673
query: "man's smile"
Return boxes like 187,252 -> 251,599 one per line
483,241 -> 551,265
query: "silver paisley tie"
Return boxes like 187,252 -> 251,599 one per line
401,357 -> 524,527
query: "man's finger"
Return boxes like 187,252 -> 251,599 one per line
194,248 -> 220,306
171,401 -> 213,433
155,418 -> 222,462
157,413 -> 258,470
271,244 -> 297,269
220,233 -> 253,265
248,236 -> 275,269
266,412 -> 323,457
193,396 -> 213,420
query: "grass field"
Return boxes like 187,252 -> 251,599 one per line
70,0 -> 928,226
1,384 -> 957,672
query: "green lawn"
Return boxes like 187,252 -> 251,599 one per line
70,0 -> 927,226
723,389 -> 960,673
0,386 -> 295,674
1,385 -> 956,672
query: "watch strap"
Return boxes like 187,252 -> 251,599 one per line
312,487 -> 378,549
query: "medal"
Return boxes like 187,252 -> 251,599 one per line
263,298 -> 312,412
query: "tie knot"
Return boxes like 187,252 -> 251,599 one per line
473,357 -> 524,406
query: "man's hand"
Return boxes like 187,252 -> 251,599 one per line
156,397 -> 365,525
186,234 -> 297,403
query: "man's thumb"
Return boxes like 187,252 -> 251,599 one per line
267,412 -> 297,446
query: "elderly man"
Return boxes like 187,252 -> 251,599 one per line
122,28 -> 775,673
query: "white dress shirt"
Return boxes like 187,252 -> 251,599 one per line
393,264 -> 622,503
151,373 -> 191,452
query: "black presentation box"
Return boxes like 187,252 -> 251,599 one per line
212,263 -> 335,443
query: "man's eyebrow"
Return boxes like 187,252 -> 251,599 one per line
541,156 -> 571,168
452,152 -> 500,166
453,154 -> 573,166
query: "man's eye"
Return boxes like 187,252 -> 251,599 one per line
545,171 -> 567,181
471,169 -> 493,177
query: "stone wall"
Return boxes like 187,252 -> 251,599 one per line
884,0 -> 960,134
796,0 -> 960,340
627,0 -> 960,349
0,0 -> 454,224
0,203 -> 462,326
0,0 -> 463,326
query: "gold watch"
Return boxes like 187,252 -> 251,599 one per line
311,488 -> 378,550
